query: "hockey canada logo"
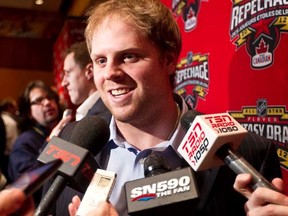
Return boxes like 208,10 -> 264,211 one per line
174,51 -> 209,109
230,0 -> 288,69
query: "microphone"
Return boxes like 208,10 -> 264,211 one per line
125,150 -> 199,215
144,151 -> 171,177
177,110 -> 276,191
35,115 -> 110,216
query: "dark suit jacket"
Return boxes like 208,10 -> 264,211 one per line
58,98 -> 112,141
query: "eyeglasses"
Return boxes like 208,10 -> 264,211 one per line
30,95 -> 55,106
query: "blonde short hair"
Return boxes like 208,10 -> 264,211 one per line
85,0 -> 182,58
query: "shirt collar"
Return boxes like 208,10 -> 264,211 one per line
108,94 -> 189,153
76,91 -> 100,121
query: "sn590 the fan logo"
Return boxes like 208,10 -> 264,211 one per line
130,176 -> 191,201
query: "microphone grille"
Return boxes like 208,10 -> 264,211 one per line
144,152 -> 171,177
70,115 -> 110,156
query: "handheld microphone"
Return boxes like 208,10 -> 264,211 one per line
177,110 -> 276,191
35,115 -> 110,216
125,150 -> 199,215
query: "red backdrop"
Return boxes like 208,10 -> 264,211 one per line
163,0 -> 288,194
52,1 -> 288,194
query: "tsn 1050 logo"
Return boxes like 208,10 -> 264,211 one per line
178,113 -> 241,169
205,114 -> 240,133
130,176 -> 191,201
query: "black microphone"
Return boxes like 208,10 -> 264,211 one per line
125,150 -> 199,216
35,115 -> 110,216
144,151 -> 171,177
178,110 -> 277,191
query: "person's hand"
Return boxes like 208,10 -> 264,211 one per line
85,201 -> 119,216
234,173 -> 288,216
48,115 -> 72,141
68,195 -> 118,216
0,188 -> 34,216
68,195 -> 81,216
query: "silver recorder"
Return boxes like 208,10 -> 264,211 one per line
76,169 -> 117,216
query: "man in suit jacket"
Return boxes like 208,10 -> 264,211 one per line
40,41 -> 111,215
61,41 -> 110,123
55,40 -> 111,140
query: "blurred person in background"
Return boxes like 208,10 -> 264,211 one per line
0,97 -> 20,183
0,114 -> 7,189
61,41 -> 110,123
40,41 -> 111,215
7,80 -> 68,208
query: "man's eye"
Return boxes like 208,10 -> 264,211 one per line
96,58 -> 106,66
124,54 -> 138,63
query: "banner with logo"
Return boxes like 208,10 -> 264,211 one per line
162,0 -> 288,193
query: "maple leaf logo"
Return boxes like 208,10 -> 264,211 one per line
256,38 -> 269,54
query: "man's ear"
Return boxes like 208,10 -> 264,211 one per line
85,63 -> 94,80
165,52 -> 178,75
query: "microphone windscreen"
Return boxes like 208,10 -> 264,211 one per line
144,152 -> 171,177
180,110 -> 203,131
70,115 -> 110,156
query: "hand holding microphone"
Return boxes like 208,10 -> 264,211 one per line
234,173 -> 288,216
47,109 -> 74,141
0,188 -> 34,216
178,110 -> 277,191
0,159 -> 62,216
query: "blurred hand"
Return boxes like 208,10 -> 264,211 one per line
234,173 -> 288,216
48,115 -> 72,140
0,188 -> 34,216
68,195 -> 81,216
68,195 -> 118,216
